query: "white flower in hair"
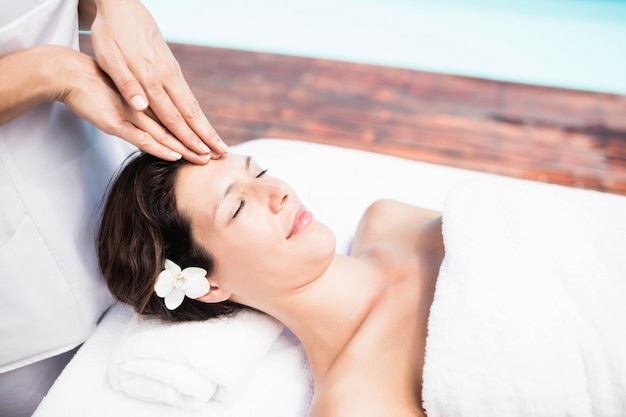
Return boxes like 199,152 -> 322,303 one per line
154,259 -> 210,310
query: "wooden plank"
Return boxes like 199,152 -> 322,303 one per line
79,35 -> 626,195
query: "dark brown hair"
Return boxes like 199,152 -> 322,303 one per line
97,152 -> 244,322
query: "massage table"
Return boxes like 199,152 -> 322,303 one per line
34,138 -> 626,417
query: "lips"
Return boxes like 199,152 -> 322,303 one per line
288,206 -> 313,239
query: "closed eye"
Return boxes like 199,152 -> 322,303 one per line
233,199 -> 245,219
232,169 -> 267,220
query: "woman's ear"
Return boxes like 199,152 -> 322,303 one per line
194,282 -> 231,304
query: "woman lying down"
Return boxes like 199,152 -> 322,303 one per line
98,151 -> 626,417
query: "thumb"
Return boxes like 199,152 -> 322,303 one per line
114,68 -> 149,111
94,41 -> 149,111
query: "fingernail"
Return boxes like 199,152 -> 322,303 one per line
170,151 -> 182,160
218,139 -> 229,153
200,153 -> 212,160
199,142 -> 211,153
131,95 -> 148,111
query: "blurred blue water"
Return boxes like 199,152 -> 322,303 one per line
143,0 -> 626,93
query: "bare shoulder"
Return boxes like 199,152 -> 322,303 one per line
350,199 -> 441,261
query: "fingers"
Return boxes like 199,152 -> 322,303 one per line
125,114 -> 216,165
113,121 -> 179,162
145,77 -> 228,158
147,88 -> 210,155
92,38 -> 149,112
165,76 -> 229,155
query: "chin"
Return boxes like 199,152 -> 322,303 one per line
313,225 -> 337,264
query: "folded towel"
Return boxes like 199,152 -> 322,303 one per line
422,179 -> 626,417
108,309 -> 286,411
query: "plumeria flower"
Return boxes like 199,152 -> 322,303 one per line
154,259 -> 210,310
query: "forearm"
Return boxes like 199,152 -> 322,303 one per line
0,46 -> 74,125
0,47 -> 56,124
79,0 -> 143,31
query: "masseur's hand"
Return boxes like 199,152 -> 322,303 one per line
54,46 -> 192,160
88,0 -> 227,163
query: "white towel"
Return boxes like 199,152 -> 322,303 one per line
108,309 -> 286,411
422,179 -> 626,417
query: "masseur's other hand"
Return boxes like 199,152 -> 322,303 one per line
89,0 -> 227,163
55,46 -> 193,160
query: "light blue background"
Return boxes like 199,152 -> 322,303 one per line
143,0 -> 626,94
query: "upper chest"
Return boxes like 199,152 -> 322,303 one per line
310,274 -> 431,417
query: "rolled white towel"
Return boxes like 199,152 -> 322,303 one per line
108,309 -> 285,411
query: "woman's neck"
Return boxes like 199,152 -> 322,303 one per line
264,253 -> 382,382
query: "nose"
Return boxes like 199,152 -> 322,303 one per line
267,179 -> 290,214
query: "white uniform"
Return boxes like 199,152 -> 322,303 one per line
0,0 -> 133,374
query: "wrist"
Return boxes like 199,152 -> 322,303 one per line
92,0 -> 128,15
36,46 -> 87,103
0,45 -> 79,124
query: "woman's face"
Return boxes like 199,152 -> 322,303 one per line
175,154 -> 336,306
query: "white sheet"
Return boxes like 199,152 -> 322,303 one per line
34,138 -> 625,417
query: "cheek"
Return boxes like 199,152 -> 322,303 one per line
213,222 -> 281,271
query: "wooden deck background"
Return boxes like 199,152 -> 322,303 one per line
81,36 -> 626,195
